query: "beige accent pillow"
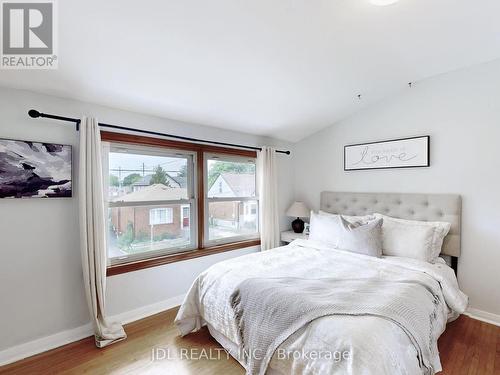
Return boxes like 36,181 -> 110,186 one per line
374,213 -> 451,263
337,216 -> 383,257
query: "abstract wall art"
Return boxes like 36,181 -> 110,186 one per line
0,138 -> 72,198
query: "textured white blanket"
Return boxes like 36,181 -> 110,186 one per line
175,239 -> 468,375
232,276 -> 442,375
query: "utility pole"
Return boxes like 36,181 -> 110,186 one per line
118,166 -> 122,190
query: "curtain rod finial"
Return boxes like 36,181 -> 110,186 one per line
28,109 -> 41,118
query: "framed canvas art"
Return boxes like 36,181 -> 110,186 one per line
0,138 -> 72,198
344,136 -> 430,171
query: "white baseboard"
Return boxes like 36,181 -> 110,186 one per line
0,294 -> 185,367
0,323 -> 93,367
113,294 -> 185,325
464,307 -> 500,326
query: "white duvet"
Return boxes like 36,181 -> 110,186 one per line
175,239 -> 468,375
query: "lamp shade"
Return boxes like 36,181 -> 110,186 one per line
286,201 -> 310,218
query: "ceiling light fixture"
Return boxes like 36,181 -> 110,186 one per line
370,0 -> 400,6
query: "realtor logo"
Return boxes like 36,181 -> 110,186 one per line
1,0 -> 57,69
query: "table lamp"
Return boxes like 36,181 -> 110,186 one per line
286,201 -> 310,233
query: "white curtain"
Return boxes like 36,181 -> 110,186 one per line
79,117 -> 126,348
257,146 -> 280,250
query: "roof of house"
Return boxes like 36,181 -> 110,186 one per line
132,175 -> 153,186
132,174 -> 183,188
217,173 -> 255,196
171,176 -> 187,188
113,184 -> 187,202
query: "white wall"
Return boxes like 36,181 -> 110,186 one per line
0,87 -> 294,353
293,59 -> 500,317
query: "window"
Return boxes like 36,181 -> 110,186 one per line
149,208 -> 173,225
101,132 -> 260,275
102,142 -> 196,265
205,154 -> 259,245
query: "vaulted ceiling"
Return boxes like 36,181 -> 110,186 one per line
1,0 -> 499,141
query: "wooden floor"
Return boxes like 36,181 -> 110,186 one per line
1,309 -> 498,375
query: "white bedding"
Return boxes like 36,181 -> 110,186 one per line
175,239 -> 468,375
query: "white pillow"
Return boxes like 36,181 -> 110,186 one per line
318,210 -> 375,224
309,211 -> 341,246
374,213 -> 451,263
309,211 -> 377,248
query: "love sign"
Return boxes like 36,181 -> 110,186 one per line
344,136 -> 430,171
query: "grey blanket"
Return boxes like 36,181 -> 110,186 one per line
231,277 -> 442,375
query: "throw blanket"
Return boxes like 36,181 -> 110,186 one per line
231,276 -> 443,375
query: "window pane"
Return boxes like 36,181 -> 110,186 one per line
208,200 -> 258,241
108,149 -> 189,202
149,207 -> 173,225
207,159 -> 255,198
108,203 -> 192,259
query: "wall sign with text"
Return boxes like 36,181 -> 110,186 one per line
344,136 -> 430,171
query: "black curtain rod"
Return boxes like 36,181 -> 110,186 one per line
27,109 -> 291,155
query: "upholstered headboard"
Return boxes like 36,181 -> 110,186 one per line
320,192 -> 462,258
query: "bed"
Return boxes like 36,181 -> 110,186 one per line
175,192 -> 468,375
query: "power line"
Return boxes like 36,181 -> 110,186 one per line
109,169 -> 179,173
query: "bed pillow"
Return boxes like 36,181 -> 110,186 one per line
318,210 -> 375,224
374,213 -> 451,263
308,211 -> 341,246
336,216 -> 383,257
308,211 -> 380,250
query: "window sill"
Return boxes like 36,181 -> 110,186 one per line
106,239 -> 261,276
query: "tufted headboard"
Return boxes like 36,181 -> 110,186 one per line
320,192 -> 462,258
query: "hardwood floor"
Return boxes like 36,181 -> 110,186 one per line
1,310 -> 498,375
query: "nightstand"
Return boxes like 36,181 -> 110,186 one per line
280,230 -> 309,244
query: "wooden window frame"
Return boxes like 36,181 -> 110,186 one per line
101,131 -> 260,276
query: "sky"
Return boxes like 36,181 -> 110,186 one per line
108,151 -> 186,180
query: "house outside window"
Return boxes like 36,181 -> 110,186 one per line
206,155 -> 259,245
102,142 -> 196,265
101,132 -> 260,275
